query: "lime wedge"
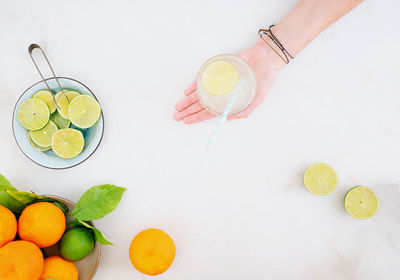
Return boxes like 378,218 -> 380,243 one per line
33,90 -> 56,114
29,120 -> 58,148
50,111 -> 71,129
201,60 -> 239,95
28,133 -> 51,152
345,186 -> 379,219
18,98 -> 50,130
68,95 -> 101,129
52,128 -> 85,159
55,90 -> 80,119
303,163 -> 338,195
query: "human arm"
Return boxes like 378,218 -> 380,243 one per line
174,0 -> 363,124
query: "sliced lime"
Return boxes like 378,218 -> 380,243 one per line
201,60 -> 239,95
29,120 -> 58,148
55,90 -> 80,119
28,133 -> 51,152
50,111 -> 71,129
52,128 -> 84,159
303,163 -> 338,195
345,186 -> 379,219
18,98 -> 50,130
68,95 -> 101,129
33,90 -> 56,114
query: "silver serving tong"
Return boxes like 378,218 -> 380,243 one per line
28,44 -> 69,110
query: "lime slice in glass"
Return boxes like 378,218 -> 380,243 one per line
28,133 -> 51,152
33,90 -> 57,114
303,163 -> 338,195
344,186 -> 379,219
50,111 -> 71,129
52,128 -> 85,159
68,95 -> 101,129
29,120 -> 58,148
201,60 -> 239,95
55,90 -> 80,119
17,98 -> 50,130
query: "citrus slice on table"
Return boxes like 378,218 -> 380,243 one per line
303,163 -> 338,195
50,111 -> 71,129
201,60 -> 239,95
17,98 -> 50,130
33,90 -> 56,114
344,186 -> 379,219
52,128 -> 84,159
55,90 -> 80,119
29,121 -> 58,149
68,95 -> 101,129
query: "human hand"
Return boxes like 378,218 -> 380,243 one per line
173,40 -> 285,124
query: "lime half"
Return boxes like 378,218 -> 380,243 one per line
50,111 -> 71,129
303,163 -> 338,195
55,90 -> 80,119
201,60 -> 239,95
33,90 -> 56,114
28,133 -> 51,152
18,98 -> 50,130
29,120 -> 58,148
68,95 -> 101,129
345,186 -> 379,219
52,128 -> 84,159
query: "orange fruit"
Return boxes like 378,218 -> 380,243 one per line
18,202 -> 66,248
40,256 -> 78,280
0,240 -> 44,280
129,228 -> 176,276
0,205 -> 17,248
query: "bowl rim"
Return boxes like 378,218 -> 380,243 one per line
44,194 -> 101,280
12,77 -> 104,170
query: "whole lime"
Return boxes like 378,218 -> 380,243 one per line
59,227 -> 94,261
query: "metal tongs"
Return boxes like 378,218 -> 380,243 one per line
28,44 -> 70,110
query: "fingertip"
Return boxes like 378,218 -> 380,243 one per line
183,114 -> 201,124
173,112 -> 181,121
175,92 -> 199,112
183,110 -> 215,124
183,118 -> 196,124
175,103 -> 183,112
184,82 -> 197,96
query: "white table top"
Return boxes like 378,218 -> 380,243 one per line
1,0 -> 399,279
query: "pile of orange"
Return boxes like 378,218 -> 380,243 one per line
1,202 -> 178,278
0,203 -> 78,280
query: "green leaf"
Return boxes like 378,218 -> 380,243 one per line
0,177 -> 24,213
50,200 -> 69,214
0,174 -> 12,188
92,227 -> 113,245
0,191 -> 24,213
71,184 -> 126,221
68,218 -> 113,245
7,191 -> 40,204
5,191 -> 68,214
73,219 -> 92,228
35,197 -> 69,214
67,219 -> 83,228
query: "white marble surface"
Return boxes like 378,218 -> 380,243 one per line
1,0 -> 400,279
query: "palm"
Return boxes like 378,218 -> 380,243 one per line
174,42 -> 284,124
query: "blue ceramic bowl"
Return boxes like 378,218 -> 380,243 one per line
12,77 -> 104,169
